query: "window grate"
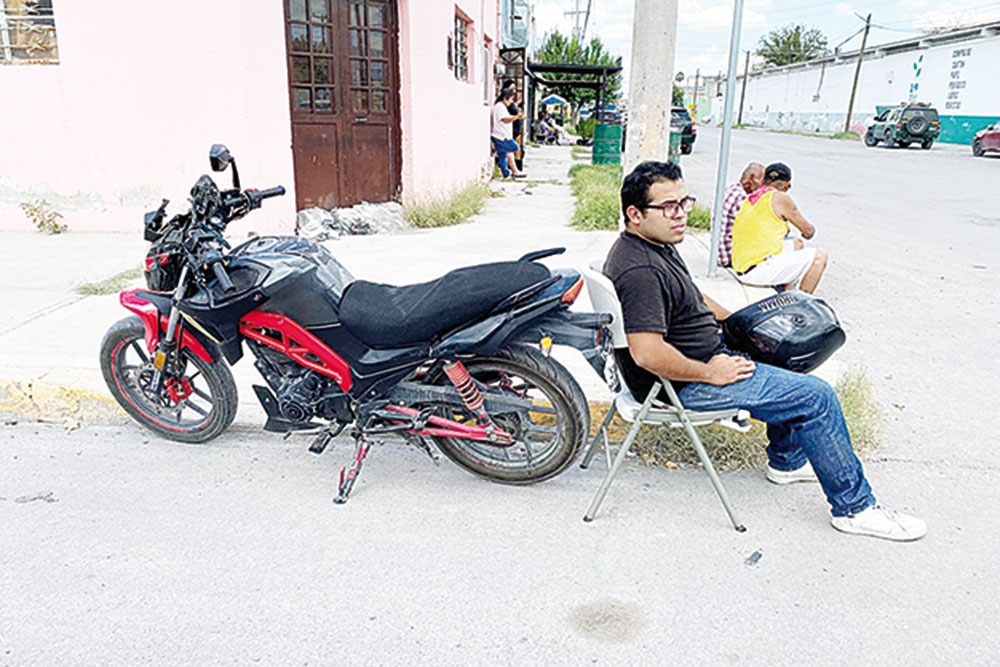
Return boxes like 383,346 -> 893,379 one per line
1,0 -> 59,64
453,14 -> 469,81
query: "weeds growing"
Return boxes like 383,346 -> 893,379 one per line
589,364 -> 883,472
404,182 -> 489,229
77,267 -> 143,296
568,164 -> 622,231
20,200 -> 66,234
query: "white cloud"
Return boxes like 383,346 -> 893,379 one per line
680,0 -> 767,31
835,3 -> 853,18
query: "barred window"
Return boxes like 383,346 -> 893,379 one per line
1,0 -> 59,64
453,13 -> 469,81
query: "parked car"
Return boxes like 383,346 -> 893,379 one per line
972,122 -> 1000,156
864,103 -> 940,149
670,106 -> 696,154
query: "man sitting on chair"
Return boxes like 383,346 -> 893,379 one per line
603,160 -> 925,541
731,162 -> 827,293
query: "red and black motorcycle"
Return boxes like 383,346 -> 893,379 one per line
100,145 -> 613,501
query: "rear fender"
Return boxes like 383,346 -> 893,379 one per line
120,289 -> 216,363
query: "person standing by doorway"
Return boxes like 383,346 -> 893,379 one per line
491,87 -> 526,180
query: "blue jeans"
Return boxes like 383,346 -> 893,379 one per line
491,137 -> 519,177
677,362 -> 875,517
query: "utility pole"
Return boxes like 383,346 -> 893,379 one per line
564,0 -> 585,41
693,69 -> 700,111
845,13 -> 872,133
623,0 -> 679,174
737,50 -> 750,125
707,0 -> 746,279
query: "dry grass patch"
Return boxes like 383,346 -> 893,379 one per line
585,365 -> 883,472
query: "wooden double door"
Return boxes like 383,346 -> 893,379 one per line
284,0 -> 401,210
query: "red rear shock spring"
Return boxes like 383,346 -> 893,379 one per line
443,361 -> 494,430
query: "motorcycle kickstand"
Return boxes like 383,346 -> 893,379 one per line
333,436 -> 373,504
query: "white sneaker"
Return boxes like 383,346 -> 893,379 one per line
766,461 -> 819,485
830,504 -> 927,542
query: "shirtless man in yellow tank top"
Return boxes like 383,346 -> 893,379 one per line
731,163 -> 828,293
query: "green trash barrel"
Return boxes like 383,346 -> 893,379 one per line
592,123 -> 622,165
668,132 -> 682,165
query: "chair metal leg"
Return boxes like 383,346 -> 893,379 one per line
661,380 -> 746,532
580,403 -> 616,470
583,385 -> 659,522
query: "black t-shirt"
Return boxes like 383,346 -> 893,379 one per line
603,231 -> 722,398
507,102 -> 523,140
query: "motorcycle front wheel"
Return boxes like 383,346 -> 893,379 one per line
100,316 -> 237,443
428,345 -> 589,484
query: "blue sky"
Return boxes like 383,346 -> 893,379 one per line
531,0 -> 1000,87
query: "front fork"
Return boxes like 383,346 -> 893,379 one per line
148,266 -> 190,395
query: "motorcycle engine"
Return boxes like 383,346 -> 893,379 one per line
251,344 -> 352,424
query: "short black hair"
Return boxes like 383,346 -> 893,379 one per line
621,161 -> 683,223
502,78 -> 516,90
764,162 -> 791,184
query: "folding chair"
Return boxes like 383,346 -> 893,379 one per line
579,260 -> 748,532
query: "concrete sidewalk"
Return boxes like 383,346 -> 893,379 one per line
0,145 -> 770,425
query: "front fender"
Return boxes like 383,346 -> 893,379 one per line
120,290 -> 216,364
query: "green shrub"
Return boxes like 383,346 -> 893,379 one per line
687,203 -> 711,231
568,164 -> 622,230
404,182 -> 489,229
577,117 -> 597,140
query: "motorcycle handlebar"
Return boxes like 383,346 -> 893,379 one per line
212,261 -> 235,293
259,186 -> 285,199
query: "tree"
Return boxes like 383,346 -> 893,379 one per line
533,31 -> 622,108
756,24 -> 828,67
672,85 -> 684,106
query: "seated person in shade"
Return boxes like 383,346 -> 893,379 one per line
731,162 -> 827,293
603,160 -> 925,541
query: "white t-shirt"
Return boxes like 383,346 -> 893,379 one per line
491,101 -> 513,141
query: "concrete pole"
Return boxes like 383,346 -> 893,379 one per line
622,0 -> 679,174
845,14 -> 872,133
707,0 -> 745,279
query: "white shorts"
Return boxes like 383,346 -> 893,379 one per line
738,241 -> 816,287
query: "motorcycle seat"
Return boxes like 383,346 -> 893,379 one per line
338,261 -> 551,347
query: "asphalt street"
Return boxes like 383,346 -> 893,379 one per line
3,134 -> 999,665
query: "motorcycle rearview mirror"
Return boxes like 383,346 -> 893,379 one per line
209,144 -> 240,190
209,144 -> 232,172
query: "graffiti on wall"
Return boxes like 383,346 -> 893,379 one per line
946,47 -> 972,111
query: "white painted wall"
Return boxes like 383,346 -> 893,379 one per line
738,32 -> 1000,142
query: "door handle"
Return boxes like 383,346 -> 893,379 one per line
355,116 -> 369,124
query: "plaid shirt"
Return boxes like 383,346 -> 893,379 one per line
717,182 -> 746,267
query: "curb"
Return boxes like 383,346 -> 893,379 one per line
0,378 -> 125,427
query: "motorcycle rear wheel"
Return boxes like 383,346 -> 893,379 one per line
100,316 -> 237,443
428,346 -> 589,484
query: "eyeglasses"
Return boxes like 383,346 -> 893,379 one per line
644,196 -> 696,217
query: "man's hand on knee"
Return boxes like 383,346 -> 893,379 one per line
706,354 -> 756,386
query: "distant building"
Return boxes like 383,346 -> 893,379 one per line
0,0 -> 501,232
734,20 -> 1000,144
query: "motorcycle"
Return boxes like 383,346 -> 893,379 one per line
100,145 -> 614,502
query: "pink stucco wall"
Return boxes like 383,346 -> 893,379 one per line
0,0 -> 296,234
398,0 -> 499,205
0,0 -> 499,232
